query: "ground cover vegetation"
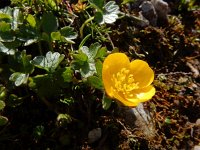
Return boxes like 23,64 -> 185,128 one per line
0,0 -> 199,149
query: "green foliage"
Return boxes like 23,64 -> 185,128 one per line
0,0 -> 199,149
102,93 -> 112,110
57,113 -> 72,126
0,100 -> 5,110
72,42 -> 104,78
31,51 -> 65,73
0,116 -> 8,126
51,26 -> 78,43
41,12 -> 58,34
89,0 -> 120,24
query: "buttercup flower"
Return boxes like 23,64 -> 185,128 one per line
102,53 -> 155,107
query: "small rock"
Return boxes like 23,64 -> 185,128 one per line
194,145 -> 200,150
196,119 -> 200,125
151,0 -> 169,25
88,128 -> 102,143
140,1 -> 157,26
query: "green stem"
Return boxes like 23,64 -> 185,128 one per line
80,16 -> 94,39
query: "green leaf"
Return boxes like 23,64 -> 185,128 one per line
9,72 -> 29,86
51,31 -> 61,40
7,94 -> 24,107
95,47 -> 107,59
102,1 -> 120,24
0,86 -> 6,101
121,0 -> 135,4
0,7 -> 12,19
12,8 -> 23,30
87,76 -> 103,89
0,116 -> 8,126
57,113 -> 72,126
54,67 -> 73,86
95,60 -> 103,78
0,21 -> 10,32
102,94 -> 112,110
18,50 -> 34,73
94,12 -> 103,24
94,1 -> 120,24
41,12 -> 58,34
80,42 -> 101,61
72,52 -> 88,68
17,25 -> 39,45
80,62 -> 96,78
0,13 -> 12,22
0,42 -> 15,55
88,0 -> 104,11
31,51 -> 65,72
0,22 -> 15,42
33,125 -> 45,139
60,26 -> 77,44
26,14 -> 36,28
61,67 -> 73,83
0,100 -> 5,110
45,0 -> 58,10
28,74 -> 62,98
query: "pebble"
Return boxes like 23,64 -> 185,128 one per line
88,128 -> 102,143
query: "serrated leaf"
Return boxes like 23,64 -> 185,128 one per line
17,25 -> 39,44
102,1 -> 120,24
94,1 -> 120,24
87,76 -> 103,89
0,116 -> 8,126
80,62 -> 96,78
31,51 -> 65,72
9,72 -> 29,86
72,52 -> 88,69
102,94 -> 112,110
41,12 -> 58,34
60,26 -> 77,43
0,100 -> 5,110
80,43 -> 101,61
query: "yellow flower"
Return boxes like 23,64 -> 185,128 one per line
102,53 -> 155,107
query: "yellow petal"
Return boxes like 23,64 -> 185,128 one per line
103,53 -> 130,75
113,91 -> 140,107
129,60 -> 154,88
102,53 -> 130,97
134,85 -> 156,102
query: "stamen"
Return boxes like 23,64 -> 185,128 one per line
111,68 -> 139,96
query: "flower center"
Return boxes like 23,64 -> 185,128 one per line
111,68 -> 139,95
